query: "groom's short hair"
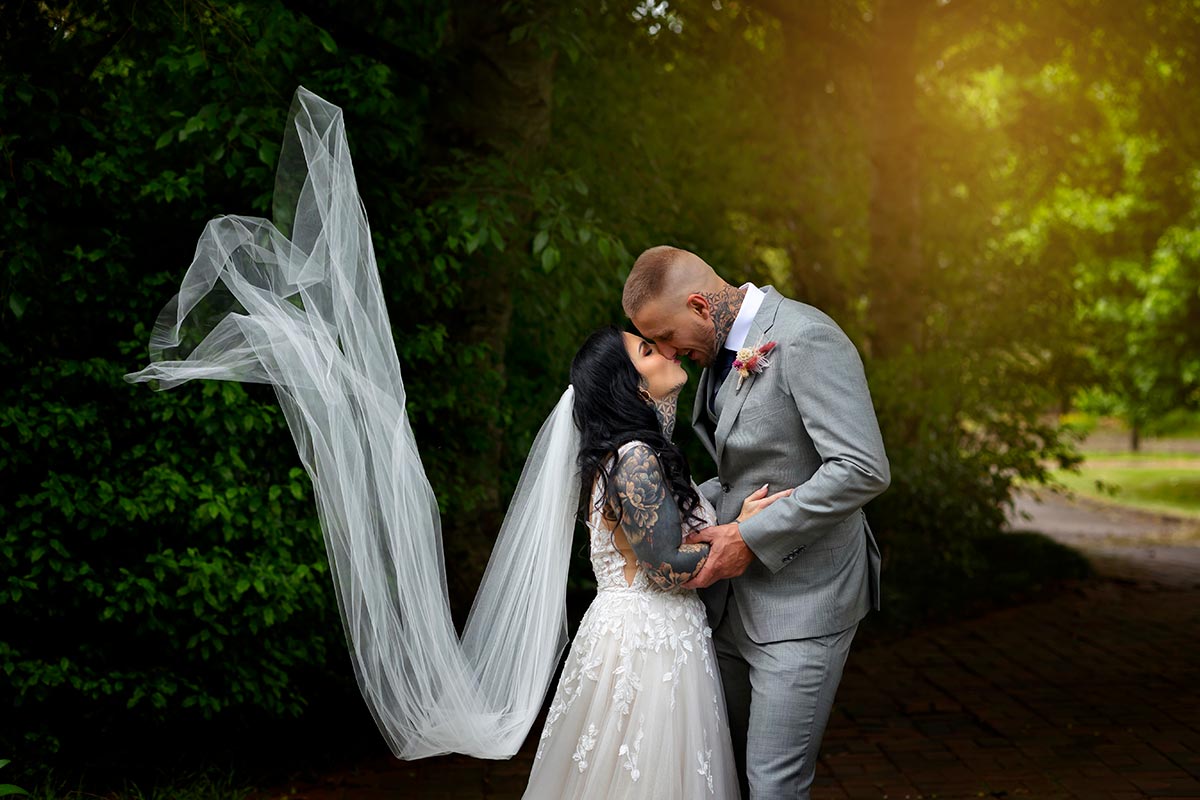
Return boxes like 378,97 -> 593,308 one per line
623,245 -> 688,316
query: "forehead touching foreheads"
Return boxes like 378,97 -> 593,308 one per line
622,246 -> 719,324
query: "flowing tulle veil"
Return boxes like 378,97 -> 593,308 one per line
125,87 -> 580,760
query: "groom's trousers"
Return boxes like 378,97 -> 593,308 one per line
713,590 -> 857,800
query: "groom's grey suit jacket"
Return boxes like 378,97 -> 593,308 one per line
693,286 -> 889,643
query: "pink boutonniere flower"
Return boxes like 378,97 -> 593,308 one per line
732,339 -> 778,391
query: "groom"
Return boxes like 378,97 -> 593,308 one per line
623,246 -> 890,799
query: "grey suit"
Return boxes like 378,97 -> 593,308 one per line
692,286 -> 889,799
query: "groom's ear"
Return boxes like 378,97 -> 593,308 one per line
685,293 -> 710,319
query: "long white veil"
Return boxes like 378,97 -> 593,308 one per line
125,87 -> 580,760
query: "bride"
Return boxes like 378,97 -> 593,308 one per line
124,88 -> 784,798
521,326 -> 788,798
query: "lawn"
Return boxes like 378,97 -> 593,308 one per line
1054,457 -> 1200,518
1076,450 -> 1200,461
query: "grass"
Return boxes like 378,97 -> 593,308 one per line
21,768 -> 255,800
1054,462 -> 1200,518
1079,450 -> 1200,462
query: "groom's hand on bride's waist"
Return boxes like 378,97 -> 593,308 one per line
682,523 -> 755,589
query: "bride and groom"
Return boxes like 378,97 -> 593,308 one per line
125,89 -> 889,800
523,245 -> 889,799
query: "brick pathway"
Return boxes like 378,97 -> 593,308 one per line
816,580 -> 1199,799
253,494 -> 1200,800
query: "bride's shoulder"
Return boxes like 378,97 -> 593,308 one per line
611,440 -> 663,469
615,439 -> 649,457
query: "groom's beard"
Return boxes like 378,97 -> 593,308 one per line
688,313 -> 730,366
696,333 -> 721,367
685,330 -> 719,367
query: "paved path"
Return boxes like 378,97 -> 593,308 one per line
253,492 -> 1200,799
816,582 -> 1199,798
1009,489 -> 1200,588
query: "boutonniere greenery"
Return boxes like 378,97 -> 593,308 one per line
733,339 -> 778,392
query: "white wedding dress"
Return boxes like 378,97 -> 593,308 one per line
523,442 -> 742,799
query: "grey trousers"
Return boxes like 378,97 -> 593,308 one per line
713,591 -> 858,800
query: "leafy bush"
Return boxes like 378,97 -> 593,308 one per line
1058,411 -> 1101,438
1,361 -> 343,757
1145,408 -> 1200,438
0,759 -> 29,798
863,349 -> 1086,628
17,764 -> 254,800
0,1 -> 398,764
1,0 -> 627,769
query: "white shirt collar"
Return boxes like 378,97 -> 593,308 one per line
724,283 -> 765,352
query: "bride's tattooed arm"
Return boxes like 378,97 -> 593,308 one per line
607,443 -> 708,589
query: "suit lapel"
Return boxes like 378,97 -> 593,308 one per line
713,286 -> 783,463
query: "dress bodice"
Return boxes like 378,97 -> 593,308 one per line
585,441 -> 717,594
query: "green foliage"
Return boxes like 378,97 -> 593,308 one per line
0,0 -> 425,764
857,339 -> 1086,630
959,1 -> 1200,430
20,765 -> 253,800
866,347 -> 1082,607
0,360 -> 339,749
1145,408 -> 1200,438
0,0 -> 632,768
4,0 -> 1200,782
0,758 -> 30,798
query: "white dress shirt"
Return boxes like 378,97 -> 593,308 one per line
709,283 -> 765,415
724,283 -> 765,353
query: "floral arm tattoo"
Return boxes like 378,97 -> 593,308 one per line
607,443 -> 709,589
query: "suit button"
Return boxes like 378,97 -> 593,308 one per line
721,483 -> 730,494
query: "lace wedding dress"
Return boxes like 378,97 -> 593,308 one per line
523,442 -> 742,799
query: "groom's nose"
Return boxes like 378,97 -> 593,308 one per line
656,341 -> 678,358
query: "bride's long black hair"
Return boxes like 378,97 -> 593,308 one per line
569,325 -> 704,531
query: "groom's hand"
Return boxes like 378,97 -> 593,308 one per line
682,523 -> 755,589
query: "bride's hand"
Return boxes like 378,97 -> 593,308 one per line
736,484 -> 793,523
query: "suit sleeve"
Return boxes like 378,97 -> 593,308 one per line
697,476 -> 722,508
735,322 -> 890,572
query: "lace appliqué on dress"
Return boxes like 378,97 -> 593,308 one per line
619,716 -> 645,782
572,723 -> 598,773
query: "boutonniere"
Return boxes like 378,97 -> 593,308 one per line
733,339 -> 778,392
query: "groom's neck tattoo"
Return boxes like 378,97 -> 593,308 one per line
607,443 -> 708,589
700,285 -> 746,351
639,378 -> 679,439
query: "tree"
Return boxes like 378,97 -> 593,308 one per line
5,0 -> 1199,775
